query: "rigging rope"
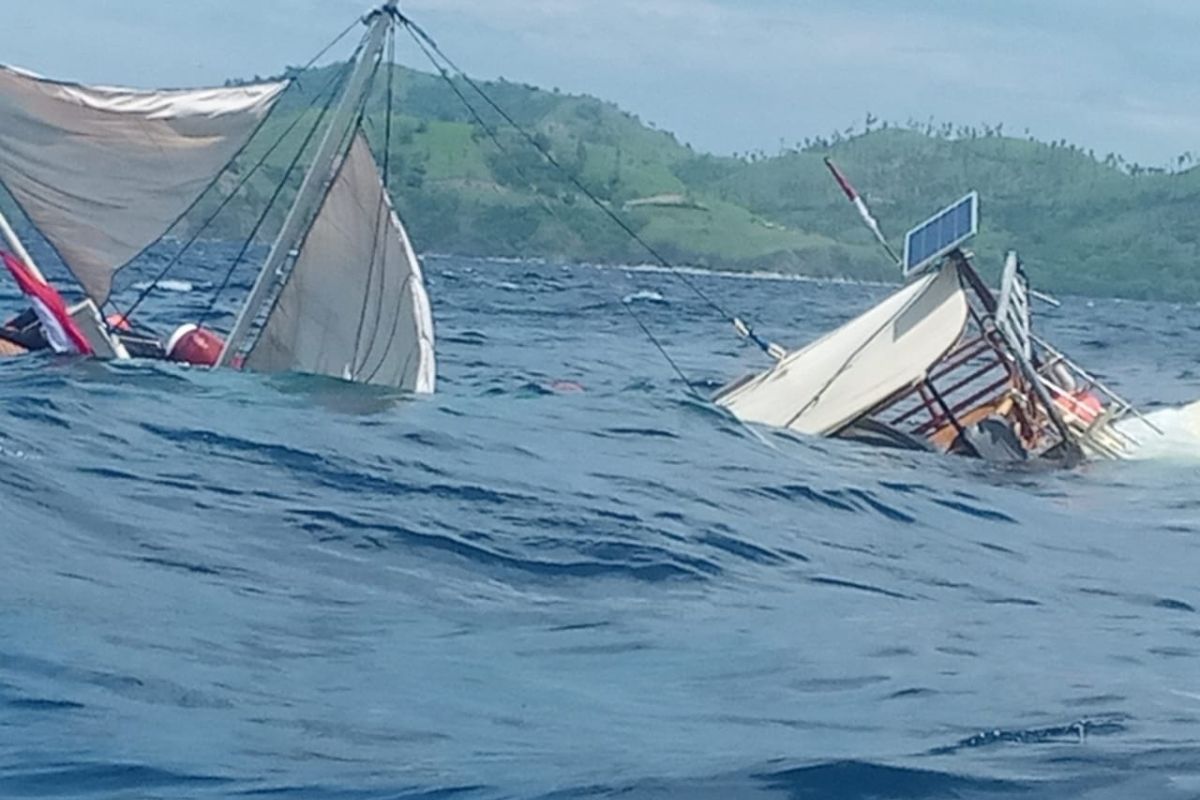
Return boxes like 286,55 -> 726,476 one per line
234,30 -> 392,363
397,16 -> 784,362
400,24 -> 703,397
295,18 -> 365,78
116,15 -> 366,326
359,26 -> 419,385
196,42 -> 365,328
119,65 -> 349,325
351,23 -> 397,376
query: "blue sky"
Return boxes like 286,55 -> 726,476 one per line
5,0 -> 1198,166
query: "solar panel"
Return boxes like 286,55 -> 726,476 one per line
902,191 -> 979,276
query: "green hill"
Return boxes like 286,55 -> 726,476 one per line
294,65 -> 1196,300
205,64 -> 836,280
695,127 -> 1200,298
10,62 -> 1199,300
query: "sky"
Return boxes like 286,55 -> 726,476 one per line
3,0 -> 1198,166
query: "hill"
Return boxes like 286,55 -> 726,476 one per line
694,127 -> 1200,298
255,65 -> 1199,300
8,62 -> 1199,300
212,63 -> 833,278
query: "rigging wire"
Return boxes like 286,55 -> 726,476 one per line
295,17 -> 365,76
233,29 -> 392,361
784,276 -> 932,428
118,64 -> 351,325
115,14 -> 365,325
399,24 -> 703,396
352,22 -> 397,377
196,41 -> 365,328
359,25 -> 420,385
397,17 -> 783,361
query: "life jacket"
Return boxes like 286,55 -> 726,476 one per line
1056,389 -> 1103,424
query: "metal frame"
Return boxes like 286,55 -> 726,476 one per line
836,251 -> 1155,462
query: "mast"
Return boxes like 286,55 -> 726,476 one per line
0,206 -> 46,284
218,1 -> 395,367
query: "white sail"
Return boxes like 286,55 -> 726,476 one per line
242,133 -> 436,392
714,266 -> 968,435
0,65 -> 285,302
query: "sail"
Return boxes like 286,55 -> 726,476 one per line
0,66 -> 285,302
714,265 -> 968,435
242,133 -> 435,392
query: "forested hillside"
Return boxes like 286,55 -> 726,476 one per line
17,62 -> 1200,299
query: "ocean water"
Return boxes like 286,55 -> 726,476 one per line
3,245 -> 1200,799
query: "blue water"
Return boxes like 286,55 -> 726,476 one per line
4,245 -> 1200,799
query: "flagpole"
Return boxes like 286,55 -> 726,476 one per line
823,157 -> 1060,305
823,158 -> 902,268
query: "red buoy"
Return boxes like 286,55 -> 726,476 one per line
166,324 -> 225,366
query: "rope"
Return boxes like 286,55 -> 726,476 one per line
400,25 -> 702,396
351,23 -> 397,374
295,18 -> 365,77
234,34 -> 391,360
399,31 -> 561,224
119,65 -> 349,325
113,15 -> 365,324
196,43 -> 364,328
784,272 -> 937,429
398,19 -> 781,359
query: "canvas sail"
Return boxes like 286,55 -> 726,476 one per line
714,265 -> 969,435
0,65 -> 285,302
241,133 -> 436,392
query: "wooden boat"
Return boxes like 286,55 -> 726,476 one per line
0,1 -> 435,391
714,181 -> 1162,463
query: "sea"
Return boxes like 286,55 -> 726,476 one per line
3,242 -> 1200,799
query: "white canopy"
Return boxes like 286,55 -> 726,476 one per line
715,266 -> 969,435
243,133 -> 436,392
0,65 -> 285,302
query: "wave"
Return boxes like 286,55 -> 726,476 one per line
130,279 -> 200,293
603,261 -> 901,287
7,251 -> 1200,798
1121,399 -> 1200,459
421,252 -> 901,287
622,289 -> 666,304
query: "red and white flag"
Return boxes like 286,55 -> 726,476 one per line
1,251 -> 93,355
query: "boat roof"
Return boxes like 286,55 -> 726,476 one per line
714,265 -> 969,435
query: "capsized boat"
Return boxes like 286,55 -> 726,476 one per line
0,1 -> 434,392
714,186 -> 1163,463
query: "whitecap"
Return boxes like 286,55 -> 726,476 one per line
132,279 -> 196,293
1120,399 -> 1200,460
622,290 -> 666,304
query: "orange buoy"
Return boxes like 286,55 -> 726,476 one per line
166,324 -> 225,366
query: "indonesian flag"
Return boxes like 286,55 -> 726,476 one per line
2,251 -> 93,355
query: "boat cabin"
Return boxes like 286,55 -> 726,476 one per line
714,192 -> 1161,463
